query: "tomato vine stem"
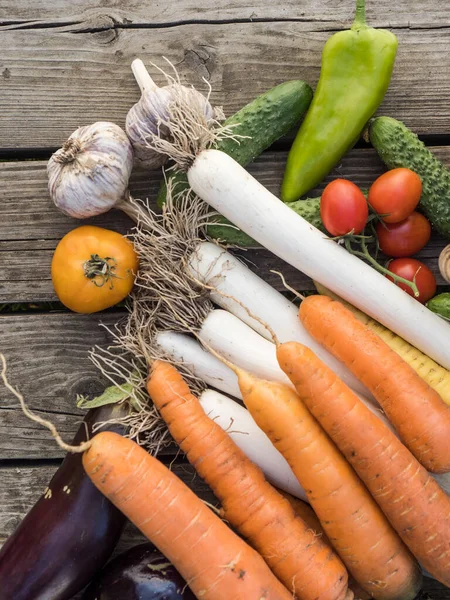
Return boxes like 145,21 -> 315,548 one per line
343,238 -> 420,298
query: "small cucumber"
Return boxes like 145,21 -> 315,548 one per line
206,197 -> 324,246
156,80 -> 313,207
368,116 -> 450,238
427,293 -> 450,320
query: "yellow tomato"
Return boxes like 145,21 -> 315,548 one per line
51,225 -> 139,313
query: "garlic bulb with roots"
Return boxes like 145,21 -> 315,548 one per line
48,122 -> 136,219
126,59 -> 221,168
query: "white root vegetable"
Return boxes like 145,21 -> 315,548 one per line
155,331 -> 241,400
199,310 -> 293,388
200,310 -> 393,418
188,240 -> 373,400
188,242 -> 296,340
199,389 -> 307,501
187,149 -> 450,370
159,309 -> 383,419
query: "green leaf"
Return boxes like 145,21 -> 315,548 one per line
77,381 -> 134,409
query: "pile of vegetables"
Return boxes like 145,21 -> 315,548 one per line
1,0 -> 450,598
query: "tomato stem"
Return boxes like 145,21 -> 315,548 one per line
344,238 -> 420,298
83,254 -> 121,289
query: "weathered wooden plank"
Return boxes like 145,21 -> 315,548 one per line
0,312 -> 119,459
0,146 -> 448,303
0,0 -> 449,29
0,463 -> 447,597
0,24 -> 449,150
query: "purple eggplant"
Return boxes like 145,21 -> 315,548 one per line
0,403 -> 127,600
82,543 -> 196,600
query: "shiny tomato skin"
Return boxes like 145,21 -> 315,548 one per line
320,179 -> 369,236
368,168 -> 422,223
386,258 -> 436,304
376,212 -> 431,258
51,225 -> 139,313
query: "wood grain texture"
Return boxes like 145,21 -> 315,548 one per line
0,312 -> 120,459
0,0 -> 449,29
0,463 -> 447,597
0,146 -> 448,302
0,22 -> 449,151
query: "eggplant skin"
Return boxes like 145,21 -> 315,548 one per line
82,543 -> 196,600
0,405 -> 127,600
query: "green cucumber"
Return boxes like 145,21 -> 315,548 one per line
156,80 -> 313,208
427,293 -> 450,320
368,116 -> 450,238
206,197 -> 324,247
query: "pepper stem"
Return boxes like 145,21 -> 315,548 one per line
83,254 -> 121,289
352,0 -> 367,29
131,59 -> 159,94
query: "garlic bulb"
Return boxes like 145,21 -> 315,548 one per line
439,244 -> 450,283
125,59 -> 217,169
48,122 -> 134,218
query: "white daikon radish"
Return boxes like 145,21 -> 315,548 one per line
187,149 -> 450,370
199,310 -> 293,388
199,310 -> 389,419
155,330 -> 241,400
188,240 -> 373,399
199,389 -> 307,501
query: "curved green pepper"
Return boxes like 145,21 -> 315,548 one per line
281,0 -> 398,202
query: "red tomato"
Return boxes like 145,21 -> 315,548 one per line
385,258 -> 436,304
376,212 -> 431,258
368,168 -> 422,223
320,179 -> 368,236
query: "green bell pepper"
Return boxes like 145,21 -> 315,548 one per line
281,0 -> 398,202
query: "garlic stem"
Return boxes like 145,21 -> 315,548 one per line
115,196 -> 152,227
131,59 -> 159,93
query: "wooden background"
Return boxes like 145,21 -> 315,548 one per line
0,0 -> 449,596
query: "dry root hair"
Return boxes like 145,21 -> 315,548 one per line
87,184 -> 221,451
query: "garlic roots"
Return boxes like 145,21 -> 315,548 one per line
125,59 -> 218,168
48,122 -> 134,219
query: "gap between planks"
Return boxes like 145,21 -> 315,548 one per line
5,19 -> 450,34
1,0 -> 450,31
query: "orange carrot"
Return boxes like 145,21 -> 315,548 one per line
299,294 -> 450,474
280,493 -> 372,600
147,360 -> 350,600
233,368 -> 422,600
277,341 -> 450,587
83,431 -> 293,600
279,490 -> 328,540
